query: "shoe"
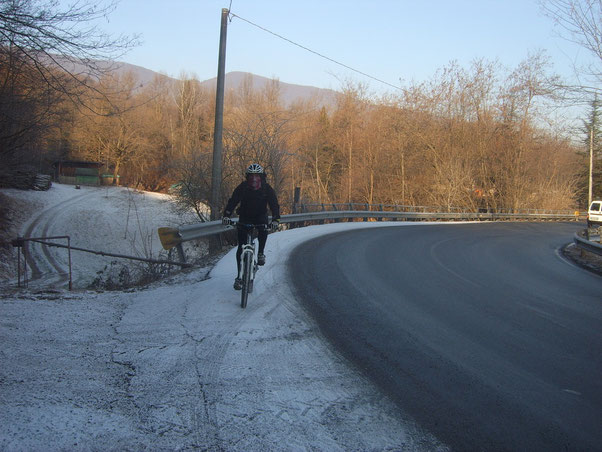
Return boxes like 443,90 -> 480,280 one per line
233,277 -> 242,290
257,253 -> 266,266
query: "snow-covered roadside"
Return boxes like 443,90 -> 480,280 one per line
1,218 -> 448,451
0,184 -> 199,288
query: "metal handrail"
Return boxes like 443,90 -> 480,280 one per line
11,235 -> 73,290
158,209 -> 582,250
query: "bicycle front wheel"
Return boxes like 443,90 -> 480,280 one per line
240,252 -> 253,308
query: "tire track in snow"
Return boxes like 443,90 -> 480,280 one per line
186,294 -> 250,449
22,190 -> 98,287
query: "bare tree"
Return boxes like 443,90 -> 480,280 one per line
70,73 -> 142,181
222,79 -> 294,198
540,0 -> 602,88
294,107 -> 342,205
0,0 -> 137,103
0,50 -> 67,167
0,0 -> 137,176
170,152 -> 212,222
171,75 -> 211,159
331,81 -> 369,203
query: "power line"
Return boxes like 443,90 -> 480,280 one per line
228,12 -> 403,92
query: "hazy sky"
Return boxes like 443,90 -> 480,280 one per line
94,0 -> 593,94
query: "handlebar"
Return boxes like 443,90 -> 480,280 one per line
233,222 -> 270,230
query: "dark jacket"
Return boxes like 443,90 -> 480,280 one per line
223,180 -> 280,224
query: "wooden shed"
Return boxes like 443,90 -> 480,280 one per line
52,161 -> 103,186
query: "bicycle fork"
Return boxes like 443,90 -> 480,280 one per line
238,245 -> 254,278
238,240 -> 257,289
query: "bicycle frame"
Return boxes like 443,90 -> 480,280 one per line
235,223 -> 268,308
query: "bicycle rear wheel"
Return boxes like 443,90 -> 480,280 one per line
240,252 -> 253,308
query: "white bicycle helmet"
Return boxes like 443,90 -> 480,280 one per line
245,163 -> 264,174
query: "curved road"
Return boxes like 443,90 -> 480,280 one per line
289,222 -> 602,451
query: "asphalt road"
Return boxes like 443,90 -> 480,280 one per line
289,222 -> 602,451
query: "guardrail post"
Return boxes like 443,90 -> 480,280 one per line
16,241 -> 21,287
292,187 -> 301,214
11,237 -> 30,288
67,237 -> 72,291
11,237 -> 24,288
23,241 -> 28,287
176,243 -> 186,263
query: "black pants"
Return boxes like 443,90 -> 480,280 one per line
236,225 -> 268,273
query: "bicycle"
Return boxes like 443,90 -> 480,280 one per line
234,222 -> 270,308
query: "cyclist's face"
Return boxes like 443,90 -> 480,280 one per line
247,174 -> 261,190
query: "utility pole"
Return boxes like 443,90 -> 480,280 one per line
210,8 -> 229,220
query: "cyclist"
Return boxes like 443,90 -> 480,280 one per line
221,163 -> 281,290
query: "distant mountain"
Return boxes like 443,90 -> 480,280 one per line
200,71 -> 339,108
43,56 -> 164,89
110,62 -> 339,108
106,61 -> 165,88
46,55 -> 340,107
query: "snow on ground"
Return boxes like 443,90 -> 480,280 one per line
0,184 -> 447,451
1,183 -> 200,289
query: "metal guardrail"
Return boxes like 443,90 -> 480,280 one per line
158,209 -> 582,250
294,203 -> 581,217
574,230 -> 602,257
